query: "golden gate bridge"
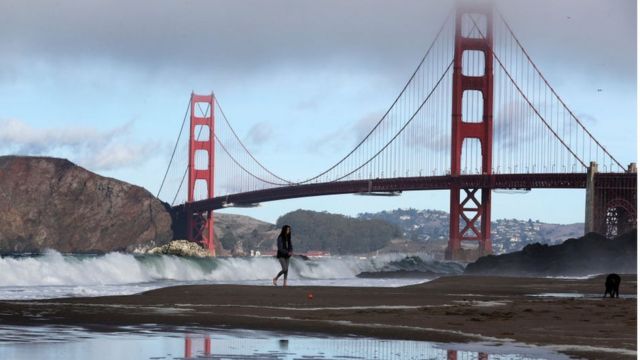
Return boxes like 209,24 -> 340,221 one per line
157,5 -> 636,260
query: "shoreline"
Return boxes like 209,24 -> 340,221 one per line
0,274 -> 635,359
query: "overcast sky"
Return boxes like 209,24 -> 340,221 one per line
0,0 -> 636,225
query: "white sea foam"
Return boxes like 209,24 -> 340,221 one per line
0,250 -> 442,286
0,250 -> 446,299
0,250 -> 150,286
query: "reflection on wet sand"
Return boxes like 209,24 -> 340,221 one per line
447,349 -> 489,360
184,335 -> 211,358
278,339 -> 288,351
0,323 -> 571,360
181,335 -> 546,360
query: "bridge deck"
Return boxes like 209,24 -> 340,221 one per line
173,173 -> 636,212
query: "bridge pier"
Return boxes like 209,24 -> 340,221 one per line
585,162 -> 637,238
584,162 -> 598,234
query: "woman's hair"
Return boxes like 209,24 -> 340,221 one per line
279,225 -> 291,242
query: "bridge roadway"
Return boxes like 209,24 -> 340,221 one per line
173,172 -> 636,212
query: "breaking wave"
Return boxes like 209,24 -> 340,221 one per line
0,250 -> 463,299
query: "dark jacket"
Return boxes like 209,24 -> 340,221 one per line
276,234 -> 292,258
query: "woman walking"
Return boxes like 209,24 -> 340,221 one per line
273,225 -> 293,287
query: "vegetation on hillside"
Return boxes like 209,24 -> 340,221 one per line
276,210 -> 401,254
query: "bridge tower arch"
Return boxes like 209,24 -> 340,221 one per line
586,162 -> 638,238
186,93 -> 216,256
447,7 -> 494,260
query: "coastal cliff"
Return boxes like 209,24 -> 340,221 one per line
0,156 -> 173,253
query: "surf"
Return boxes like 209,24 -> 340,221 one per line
0,250 -> 463,299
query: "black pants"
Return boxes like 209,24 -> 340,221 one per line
275,257 -> 289,280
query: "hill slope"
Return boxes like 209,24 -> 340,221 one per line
359,208 -> 584,254
276,210 -> 402,254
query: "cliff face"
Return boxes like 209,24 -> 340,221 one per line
0,156 -> 172,253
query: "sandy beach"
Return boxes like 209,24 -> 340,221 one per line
0,274 -> 635,359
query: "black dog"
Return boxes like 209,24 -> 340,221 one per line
603,273 -> 621,298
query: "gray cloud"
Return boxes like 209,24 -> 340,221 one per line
244,122 -> 274,147
306,112 -> 387,154
0,118 -> 159,171
495,0 -> 635,80
80,141 -> 159,171
0,0 -> 632,176
403,123 -> 450,152
304,128 -> 352,155
0,0 -> 448,78
0,0 -> 636,81
351,112 -> 388,141
1,0 -> 629,85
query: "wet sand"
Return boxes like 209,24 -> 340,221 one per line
0,274 -> 635,359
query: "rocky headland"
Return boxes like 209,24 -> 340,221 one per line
0,156 -> 280,256
0,156 -> 173,253
464,230 -> 637,276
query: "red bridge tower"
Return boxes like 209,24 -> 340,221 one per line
186,93 -> 216,256
447,7 -> 494,260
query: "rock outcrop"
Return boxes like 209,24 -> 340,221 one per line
464,230 -> 637,276
145,240 -> 210,257
0,156 -> 173,253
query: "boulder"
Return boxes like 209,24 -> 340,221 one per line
145,240 -> 210,257
0,156 -> 173,253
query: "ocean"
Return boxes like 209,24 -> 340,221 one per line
0,250 -> 465,300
